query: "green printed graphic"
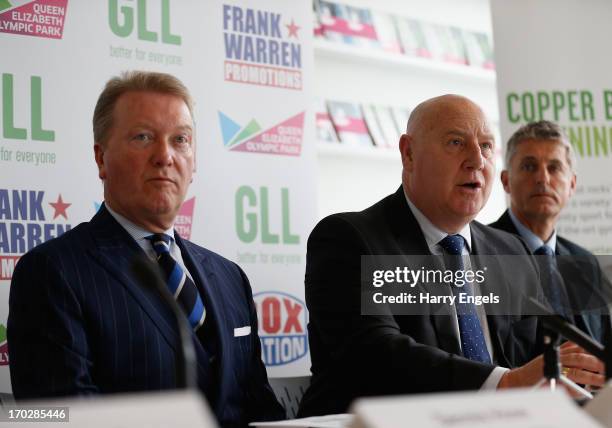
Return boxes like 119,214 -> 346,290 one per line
0,325 -> 6,343
108,0 -> 181,45
235,186 -> 300,245
2,73 -> 55,141
228,119 -> 261,147
0,0 -> 12,12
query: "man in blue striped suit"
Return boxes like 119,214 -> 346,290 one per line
8,71 -> 284,427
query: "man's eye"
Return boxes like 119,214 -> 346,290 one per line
133,133 -> 151,142
481,142 -> 493,150
521,163 -> 536,172
175,135 -> 190,144
449,139 -> 462,146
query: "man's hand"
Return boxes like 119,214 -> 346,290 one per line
498,341 -> 605,390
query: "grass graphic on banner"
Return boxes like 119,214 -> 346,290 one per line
0,0 -> 12,11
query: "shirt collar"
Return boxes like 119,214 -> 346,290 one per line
105,203 -> 175,244
508,208 -> 556,253
404,190 -> 472,254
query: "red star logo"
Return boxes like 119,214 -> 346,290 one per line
286,19 -> 300,39
49,194 -> 71,220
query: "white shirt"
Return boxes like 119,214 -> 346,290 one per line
403,192 -> 509,390
105,203 -> 194,282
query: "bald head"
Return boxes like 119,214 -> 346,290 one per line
406,94 -> 488,138
399,94 -> 495,233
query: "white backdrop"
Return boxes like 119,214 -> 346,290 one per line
0,0 -> 315,393
491,0 -> 612,255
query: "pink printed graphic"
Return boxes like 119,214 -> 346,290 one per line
0,342 -> 7,366
0,255 -> 20,281
333,116 -> 368,134
175,197 -> 195,240
321,18 -> 377,40
0,0 -> 68,39
230,112 -> 304,157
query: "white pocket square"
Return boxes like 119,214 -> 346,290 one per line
234,326 -> 251,337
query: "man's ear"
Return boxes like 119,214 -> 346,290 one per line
399,134 -> 414,171
500,170 -> 510,194
94,143 -> 106,180
568,173 -> 577,197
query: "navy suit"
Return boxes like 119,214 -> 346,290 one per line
490,210 -> 612,344
8,205 -> 284,427
298,187 -> 541,416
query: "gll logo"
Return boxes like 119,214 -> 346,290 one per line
219,111 -> 304,157
94,197 -> 195,240
0,0 -> 68,39
254,291 -> 308,366
0,325 -> 7,366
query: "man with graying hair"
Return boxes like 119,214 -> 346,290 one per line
299,96 -> 606,417
8,70 -> 284,428
491,120 -> 611,344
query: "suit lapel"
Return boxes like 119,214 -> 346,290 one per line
175,236 -> 232,397
556,241 -> 600,341
87,206 -> 185,356
386,187 -> 461,355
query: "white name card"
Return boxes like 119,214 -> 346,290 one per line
349,389 -> 601,428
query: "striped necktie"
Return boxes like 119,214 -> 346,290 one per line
439,234 -> 492,364
146,233 -> 206,331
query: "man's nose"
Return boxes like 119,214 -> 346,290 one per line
464,140 -> 485,170
534,164 -> 550,184
151,139 -> 173,166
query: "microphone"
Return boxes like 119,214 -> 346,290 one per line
528,297 -> 612,379
131,256 -> 198,389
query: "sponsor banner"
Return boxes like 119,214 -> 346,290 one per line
0,0 -> 68,39
491,0 -> 612,254
222,3 -> 303,90
219,111 -> 305,156
254,291 -> 308,367
0,189 -> 73,280
2,0 -> 313,389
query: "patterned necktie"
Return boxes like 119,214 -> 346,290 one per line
146,233 -> 206,331
534,245 -> 568,319
439,234 -> 492,364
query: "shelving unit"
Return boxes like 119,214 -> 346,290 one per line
313,0 -> 507,224
314,39 -> 496,85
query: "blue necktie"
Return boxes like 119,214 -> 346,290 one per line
147,234 -> 206,331
534,245 -> 569,319
439,235 -> 491,364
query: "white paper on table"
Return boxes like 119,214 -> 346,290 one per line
250,413 -> 353,428
349,389 -> 602,428
585,380 -> 612,427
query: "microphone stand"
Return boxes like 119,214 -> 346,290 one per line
529,298 -> 610,398
131,256 -> 198,390
534,327 -> 593,399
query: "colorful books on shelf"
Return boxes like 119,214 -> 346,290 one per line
394,17 -> 432,58
327,101 -> 373,147
391,107 -> 411,135
313,1 -> 496,71
315,99 -> 339,143
463,31 -> 495,69
431,24 -> 468,65
317,1 -> 379,48
322,100 -> 412,149
371,11 -> 402,54
375,105 -> 402,148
